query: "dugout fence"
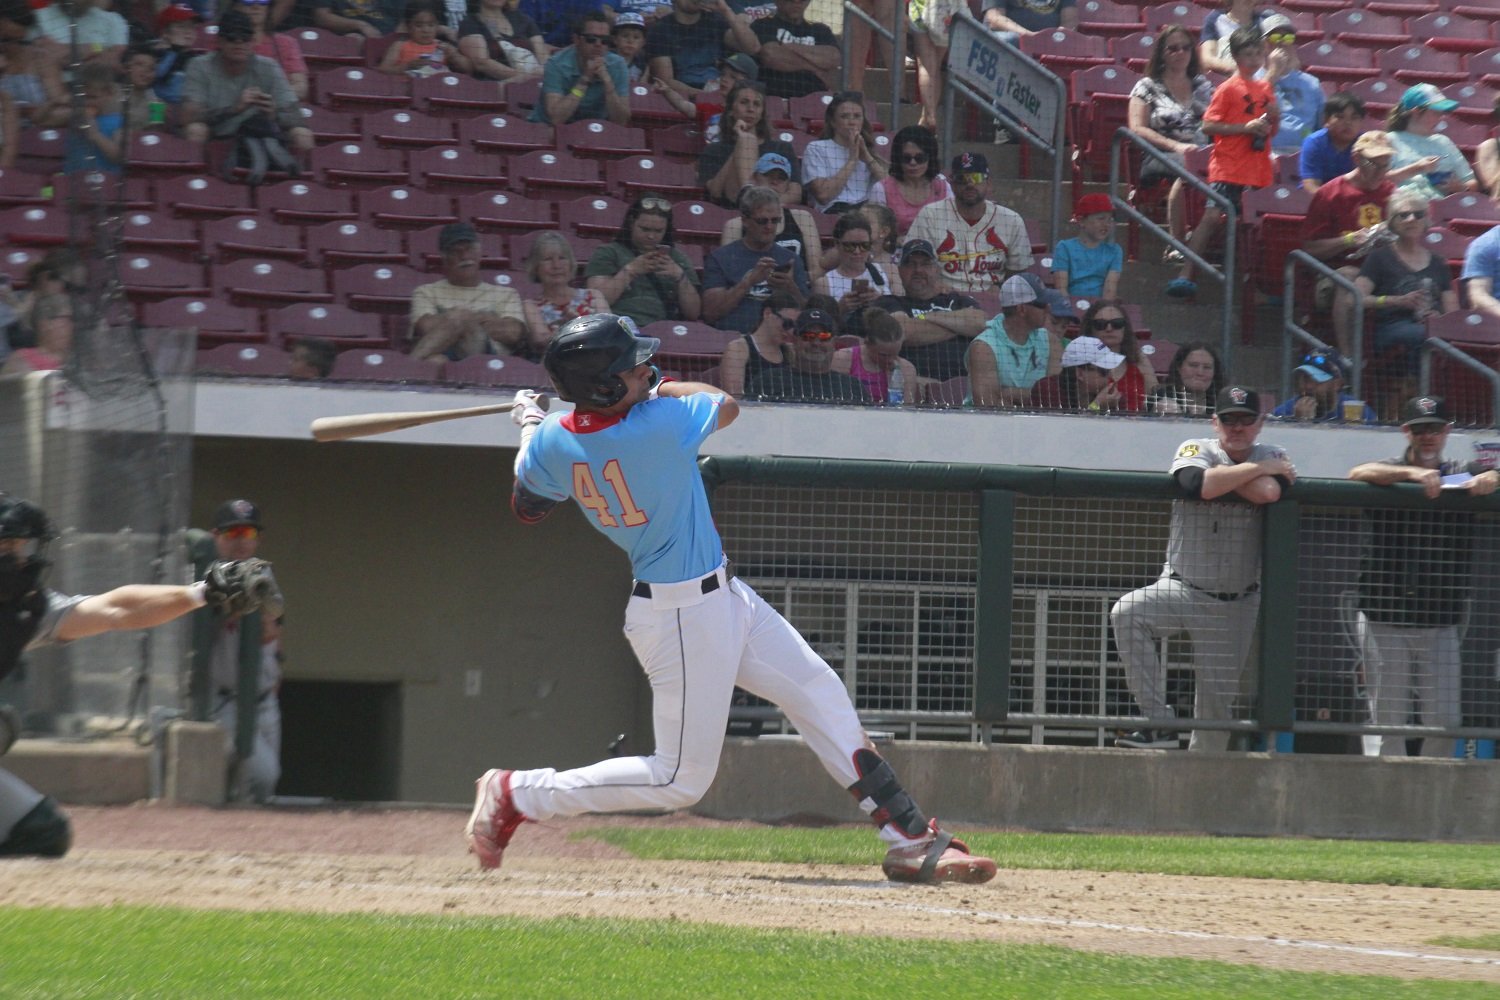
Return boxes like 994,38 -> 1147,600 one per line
704,455 -> 1500,755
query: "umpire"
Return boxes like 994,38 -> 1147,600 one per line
1348,396 -> 1499,757
1111,387 -> 1297,751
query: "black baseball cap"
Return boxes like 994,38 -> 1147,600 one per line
1401,395 -> 1451,427
1214,385 -> 1261,416
898,238 -> 937,263
217,9 -> 254,41
213,499 -> 262,530
795,308 -> 836,334
439,222 -> 479,251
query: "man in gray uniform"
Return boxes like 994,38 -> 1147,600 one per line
0,495 -> 277,857
1110,386 -> 1297,751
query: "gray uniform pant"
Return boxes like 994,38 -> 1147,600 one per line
1355,614 -> 1461,758
1110,575 -> 1259,752
212,695 -> 282,803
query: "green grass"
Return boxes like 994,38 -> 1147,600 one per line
0,907 -> 1492,1000
573,826 -> 1500,890
1433,933 -> 1500,953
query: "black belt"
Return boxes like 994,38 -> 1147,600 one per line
1169,573 -> 1259,602
632,569 -> 732,599
217,686 -> 274,704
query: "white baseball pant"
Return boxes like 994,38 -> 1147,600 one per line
1355,614 -> 1461,758
1111,575 -> 1260,751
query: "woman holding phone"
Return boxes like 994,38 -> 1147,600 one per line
585,193 -> 702,326
812,212 -> 891,319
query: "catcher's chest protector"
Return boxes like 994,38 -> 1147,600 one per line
0,590 -> 46,683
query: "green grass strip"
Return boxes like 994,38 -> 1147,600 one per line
0,906 -> 1490,1000
1432,934 -> 1500,953
572,827 -> 1500,890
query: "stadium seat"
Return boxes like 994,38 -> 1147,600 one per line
489,271 -> 541,300
556,120 -> 651,159
459,113 -> 555,155
1409,11 -> 1494,53
923,375 -> 969,408
1375,45 -> 1467,84
1320,10 -> 1410,50
0,248 -> 41,286
413,72 -> 508,117
1109,31 -> 1158,74
196,342 -> 290,376
290,26 -> 364,69
626,85 -> 691,128
268,302 -> 387,349
120,210 -> 201,257
119,254 -> 210,302
1139,337 -> 1178,375
332,263 -> 427,313
314,67 -> 411,111
1076,0 -> 1146,38
294,105 -> 362,144
306,219 -> 410,269
202,215 -> 306,263
1431,117 -> 1490,157
311,141 -> 410,187
508,149 -> 606,198
329,347 -> 441,382
0,205 -> 69,247
1019,29 -> 1113,82
787,92 -> 882,133
670,199 -> 738,245
1421,227 -> 1472,269
214,258 -> 333,307
408,146 -> 504,191
258,179 -> 359,225
1364,0 -> 1437,16
124,132 -> 208,175
361,108 -> 459,148
143,297 -> 263,347
653,123 -> 704,161
1428,192 -> 1500,237
0,168 -> 48,207
1467,45 -> 1500,85
359,185 -> 458,229
606,156 -> 704,201
1446,1 -> 1500,22
408,225 -> 507,269
1141,2 -> 1205,34
558,194 -> 628,239
157,175 -> 254,219
1070,64 -> 1141,182
503,76 -> 541,113
642,320 -> 737,378
457,190 -> 555,233
1443,83 -> 1496,125
1343,77 -> 1404,119
15,127 -> 63,172
444,354 -> 549,388
1296,41 -> 1375,84
1276,8 -> 1325,41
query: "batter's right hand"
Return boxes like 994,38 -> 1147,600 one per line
511,390 -> 549,427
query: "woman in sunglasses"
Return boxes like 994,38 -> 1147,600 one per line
1128,25 -> 1212,259
812,211 -> 891,318
237,0 -> 308,100
1081,299 -> 1156,412
866,125 -> 950,237
718,291 -> 798,396
1353,188 -> 1458,418
698,82 -> 801,208
584,193 -> 702,326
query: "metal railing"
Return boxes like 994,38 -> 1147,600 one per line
1282,249 -> 1365,400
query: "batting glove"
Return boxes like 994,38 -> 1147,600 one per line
510,390 -> 548,428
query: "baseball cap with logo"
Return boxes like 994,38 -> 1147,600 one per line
898,238 -> 937,263
156,3 -> 200,31
951,151 -> 989,176
1061,336 -> 1126,370
613,11 -> 646,30
1039,288 -> 1078,320
998,272 -> 1044,308
1073,193 -> 1113,220
795,308 -> 836,334
1400,395 -> 1451,426
439,222 -> 479,251
1214,385 -> 1261,416
1294,352 -> 1344,384
719,52 -> 759,82
754,152 -> 792,177
1398,83 -> 1459,115
213,499 -> 263,531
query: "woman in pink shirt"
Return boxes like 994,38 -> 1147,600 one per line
238,0 -> 308,100
866,125 -> 951,238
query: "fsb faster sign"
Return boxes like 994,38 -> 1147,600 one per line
948,14 -> 1061,142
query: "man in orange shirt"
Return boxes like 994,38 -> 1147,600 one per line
1167,26 -> 1277,298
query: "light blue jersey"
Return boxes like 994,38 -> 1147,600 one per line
518,393 -> 725,583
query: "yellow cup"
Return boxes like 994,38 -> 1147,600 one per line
1342,399 -> 1365,423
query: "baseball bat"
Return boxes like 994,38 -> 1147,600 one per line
310,402 -> 520,442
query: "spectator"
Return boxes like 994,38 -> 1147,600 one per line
1146,340 -> 1223,416
1302,130 -> 1397,358
697,82 -> 799,206
1082,298 -> 1156,411
702,185 -> 809,334
966,272 -> 1063,408
1167,27 -> 1277,299
1198,0 -> 1270,76
656,50 -> 756,145
844,0 -> 892,98
1111,386 -> 1294,751
746,307 -> 872,403
516,0 -> 597,49
379,1 -> 469,76
1270,350 -> 1375,423
813,212 -> 893,320
905,0 -> 953,132
1387,84 -> 1477,199
150,4 -> 202,108
831,307 -> 917,405
12,250 -> 79,338
1478,92 -> 1500,200
718,153 -> 820,279
1298,91 -> 1364,194
751,0 -> 836,99
1128,24 -> 1211,258
180,10 -> 313,160
906,151 -> 1032,293
410,222 -> 528,363
612,11 -> 648,83
0,0 -> 64,126
718,290 -> 796,395
859,203 -> 904,295
1354,188 -> 1458,417
647,0 -> 759,102
802,91 -> 887,214
1052,192 -> 1122,300
122,45 -> 168,132
314,0 -> 402,39
1347,396 -> 1497,758
0,294 -> 70,375
1258,13 -> 1319,155
287,336 -> 335,379
981,0 -> 1074,44
1462,222 -> 1500,322
459,0 -> 545,85
62,62 -> 122,176
866,124 -> 951,238
584,193 -> 702,326
238,0 -> 308,100
875,238 -> 985,382
33,0 -> 127,71
1029,335 -> 1126,411
522,231 -> 610,350
528,11 -> 629,126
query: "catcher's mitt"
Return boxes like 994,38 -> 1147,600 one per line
204,558 -> 284,619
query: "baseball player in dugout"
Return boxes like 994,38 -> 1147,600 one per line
0,494 -> 280,857
1110,386 -> 1296,751
1348,396 -> 1499,758
467,313 -> 997,885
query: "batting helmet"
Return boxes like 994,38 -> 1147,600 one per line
0,494 -> 54,603
543,313 -> 660,407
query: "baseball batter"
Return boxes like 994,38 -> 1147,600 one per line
1110,386 -> 1296,751
465,313 -> 997,885
1348,395 -> 1498,758
0,494 -> 280,856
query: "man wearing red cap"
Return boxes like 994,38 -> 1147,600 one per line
1051,192 -> 1122,300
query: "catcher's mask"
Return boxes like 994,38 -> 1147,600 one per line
543,313 -> 661,407
0,495 -> 55,604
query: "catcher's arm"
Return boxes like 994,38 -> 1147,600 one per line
204,558 -> 285,619
55,584 -> 211,642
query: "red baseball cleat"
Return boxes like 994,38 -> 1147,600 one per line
881,820 -> 997,885
465,768 -> 527,871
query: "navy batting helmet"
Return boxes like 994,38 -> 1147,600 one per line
0,494 -> 54,603
543,313 -> 660,407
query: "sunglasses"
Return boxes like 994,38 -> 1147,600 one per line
218,524 -> 259,540
1393,209 -> 1427,221
240,0 -> 271,5
1409,423 -> 1447,436
956,172 -> 988,186
901,152 -> 928,164
639,196 -> 671,212
1218,413 -> 1258,427
1163,42 -> 1192,54
1091,317 -> 1126,330
577,32 -> 609,44
839,240 -> 871,252
745,214 -> 780,226
778,316 -> 798,330
1264,32 -> 1295,44
798,329 -> 834,341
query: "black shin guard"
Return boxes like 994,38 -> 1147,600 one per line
0,796 -> 71,858
847,748 -> 929,838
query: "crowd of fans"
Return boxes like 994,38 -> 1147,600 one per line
0,0 -> 1497,424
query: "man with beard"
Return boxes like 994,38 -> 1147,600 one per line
866,238 -> 986,382
905,151 -> 1032,293
410,222 -> 528,363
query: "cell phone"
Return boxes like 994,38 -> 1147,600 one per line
852,278 -> 870,293
774,263 -> 791,274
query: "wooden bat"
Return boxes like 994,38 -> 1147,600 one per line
310,402 -> 524,442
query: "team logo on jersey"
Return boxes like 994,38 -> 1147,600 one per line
1178,443 -> 1200,458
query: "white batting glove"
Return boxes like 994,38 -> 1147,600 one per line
510,390 -> 548,427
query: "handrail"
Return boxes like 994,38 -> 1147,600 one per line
1108,128 -> 1234,364
1421,336 -> 1500,429
839,1 -> 905,130
1282,249 -> 1365,400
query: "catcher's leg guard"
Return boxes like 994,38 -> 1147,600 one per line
847,748 -> 929,838
0,795 -> 70,858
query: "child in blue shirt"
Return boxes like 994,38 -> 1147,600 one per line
1051,193 -> 1123,300
64,63 -> 123,176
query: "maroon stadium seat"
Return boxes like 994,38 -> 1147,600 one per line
329,347 -> 441,382
306,219 -> 410,269
196,342 -> 290,376
144,297 -> 263,347
202,215 -> 306,263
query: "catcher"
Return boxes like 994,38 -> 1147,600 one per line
0,494 -> 281,858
